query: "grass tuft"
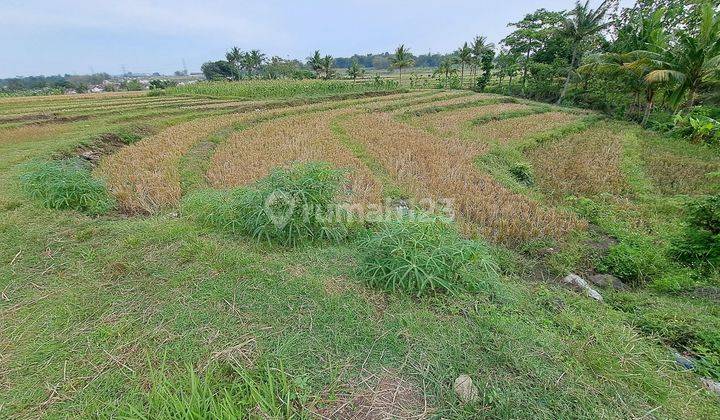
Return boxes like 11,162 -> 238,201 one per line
358,215 -> 498,296
19,158 -> 115,214
122,361 -> 305,419
183,162 -> 351,246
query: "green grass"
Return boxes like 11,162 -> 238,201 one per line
2,90 -> 720,418
358,215 -> 498,296
19,158 -> 115,215
182,162 -> 351,247
165,79 -> 402,100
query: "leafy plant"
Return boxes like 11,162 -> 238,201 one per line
19,159 -> 115,215
358,215 -> 498,296
671,110 -> 720,145
182,162 -> 351,246
672,194 -> 720,268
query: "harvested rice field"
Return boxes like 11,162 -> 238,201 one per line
2,84 -> 720,419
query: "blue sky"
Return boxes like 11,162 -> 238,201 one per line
2,0 -> 635,78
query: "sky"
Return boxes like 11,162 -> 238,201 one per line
2,0 -> 636,78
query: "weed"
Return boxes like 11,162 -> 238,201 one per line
19,158 -> 114,214
358,215 -> 498,296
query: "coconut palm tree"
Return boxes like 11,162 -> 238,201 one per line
389,44 -> 415,83
433,57 -> 457,79
308,50 -> 324,78
457,42 -> 473,87
471,36 -> 494,79
557,0 -> 613,104
631,3 -> 720,109
320,55 -> 335,79
225,47 -> 243,80
242,50 -> 266,78
347,60 -> 365,83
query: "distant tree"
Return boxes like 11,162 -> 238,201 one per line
201,61 -> 238,81
308,50 -> 324,78
556,0 -> 613,104
503,9 -> 566,95
320,55 -> 335,79
477,48 -> 495,91
389,44 -> 415,82
495,50 -> 521,93
240,50 -> 266,78
471,36 -> 494,79
225,46 -> 243,80
456,42 -> 473,86
433,57 -> 458,79
347,60 -> 365,82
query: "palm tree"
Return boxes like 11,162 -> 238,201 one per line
471,36 -> 494,80
320,55 -> 335,79
631,3 -> 720,109
225,47 -> 243,80
557,0 -> 613,104
308,50 -> 324,78
347,60 -> 365,83
242,50 -> 266,78
457,42 -> 473,87
389,44 -> 415,83
433,57 -> 457,79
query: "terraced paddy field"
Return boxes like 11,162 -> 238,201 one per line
2,85 -> 720,418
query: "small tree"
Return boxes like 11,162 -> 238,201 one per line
319,55 -> 335,79
308,50 -> 324,78
389,44 -> 415,83
347,60 -> 365,82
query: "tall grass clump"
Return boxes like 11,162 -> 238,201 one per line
358,215 -> 498,296
182,162 -> 350,246
19,158 -> 115,215
672,194 -> 720,268
122,362 -> 305,419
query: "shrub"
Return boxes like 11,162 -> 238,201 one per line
672,194 -> 720,268
358,215 -> 498,296
19,159 -> 115,215
182,162 -> 350,246
598,237 -> 664,286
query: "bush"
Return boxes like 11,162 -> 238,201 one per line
672,194 -> 720,268
670,107 -> 720,145
598,237 -> 664,286
182,162 -> 350,246
19,159 -> 115,215
358,215 -> 498,296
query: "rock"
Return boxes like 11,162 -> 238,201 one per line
453,374 -> 479,404
673,351 -> 695,370
588,274 -> 627,290
701,378 -> 720,397
562,274 -> 603,302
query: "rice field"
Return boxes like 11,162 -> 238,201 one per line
2,86 -> 720,418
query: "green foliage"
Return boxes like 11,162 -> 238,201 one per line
358,215 -> 498,296
182,162 -> 350,246
671,108 -> 720,145
122,362 -> 305,419
672,194 -> 720,267
19,159 -> 115,215
149,79 -> 178,90
166,79 -> 399,100
598,236 -> 664,286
